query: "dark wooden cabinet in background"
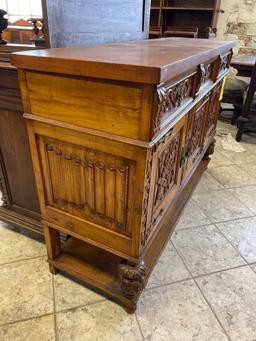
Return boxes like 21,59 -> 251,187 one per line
149,0 -> 221,39
0,45 -> 42,234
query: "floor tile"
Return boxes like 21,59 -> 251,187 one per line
0,258 -> 54,325
0,315 -> 55,341
56,301 -> 143,341
0,224 -> 46,265
217,216 -> 256,263
192,189 -> 253,223
239,162 -> 256,177
54,273 -> 104,312
194,171 -> 224,193
172,225 -> 245,276
196,266 -> 256,341
208,151 -> 234,168
208,164 -> 256,188
221,149 -> 256,165
175,199 -> 211,230
229,185 -> 256,214
137,279 -> 228,341
146,242 -> 190,289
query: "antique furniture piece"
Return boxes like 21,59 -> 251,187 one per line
12,38 -> 235,312
236,62 -> 256,141
231,55 -> 256,77
3,18 -> 45,46
0,44 -> 43,234
149,0 -> 222,39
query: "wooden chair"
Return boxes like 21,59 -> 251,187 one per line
163,26 -> 198,38
236,61 -> 256,141
220,75 -> 249,125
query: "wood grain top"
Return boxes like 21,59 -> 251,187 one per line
11,38 -> 236,84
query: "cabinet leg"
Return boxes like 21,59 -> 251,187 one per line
44,225 -> 61,275
203,138 -> 216,160
119,259 -> 146,310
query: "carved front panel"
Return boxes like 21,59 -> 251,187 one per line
205,83 -> 222,140
141,123 -> 185,246
39,137 -> 135,234
183,96 -> 210,178
153,134 -> 180,210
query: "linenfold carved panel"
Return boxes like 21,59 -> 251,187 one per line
41,138 -> 132,233
154,75 -> 194,134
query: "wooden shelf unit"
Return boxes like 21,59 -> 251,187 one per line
149,0 -> 221,39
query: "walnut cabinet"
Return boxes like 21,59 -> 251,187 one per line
12,38 -> 235,312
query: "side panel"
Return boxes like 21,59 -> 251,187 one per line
29,121 -> 147,258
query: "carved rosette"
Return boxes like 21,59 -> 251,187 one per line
119,261 -> 146,301
154,77 -> 193,134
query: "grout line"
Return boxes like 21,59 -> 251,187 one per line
0,255 -> 46,267
213,223 -> 255,268
171,241 -> 233,341
145,277 -> 192,292
0,313 -> 54,328
54,298 -> 106,316
176,212 -> 255,233
175,222 -> 214,232
248,263 -> 256,274
192,263 -> 249,280
225,191 -> 256,218
135,313 -> 146,341
52,275 -> 58,341
193,279 -> 232,341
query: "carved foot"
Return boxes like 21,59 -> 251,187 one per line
203,138 -> 216,160
119,260 -> 146,304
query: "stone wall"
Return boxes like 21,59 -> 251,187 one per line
217,0 -> 256,54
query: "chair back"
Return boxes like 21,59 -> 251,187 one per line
242,61 -> 256,118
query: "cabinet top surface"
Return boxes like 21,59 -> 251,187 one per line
11,38 -> 235,84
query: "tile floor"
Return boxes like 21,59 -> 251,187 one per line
1,120 -> 256,341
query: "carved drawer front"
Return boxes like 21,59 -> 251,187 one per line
183,96 -> 210,177
204,82 -> 222,142
37,136 -> 136,237
154,73 -> 195,135
141,119 -> 186,245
